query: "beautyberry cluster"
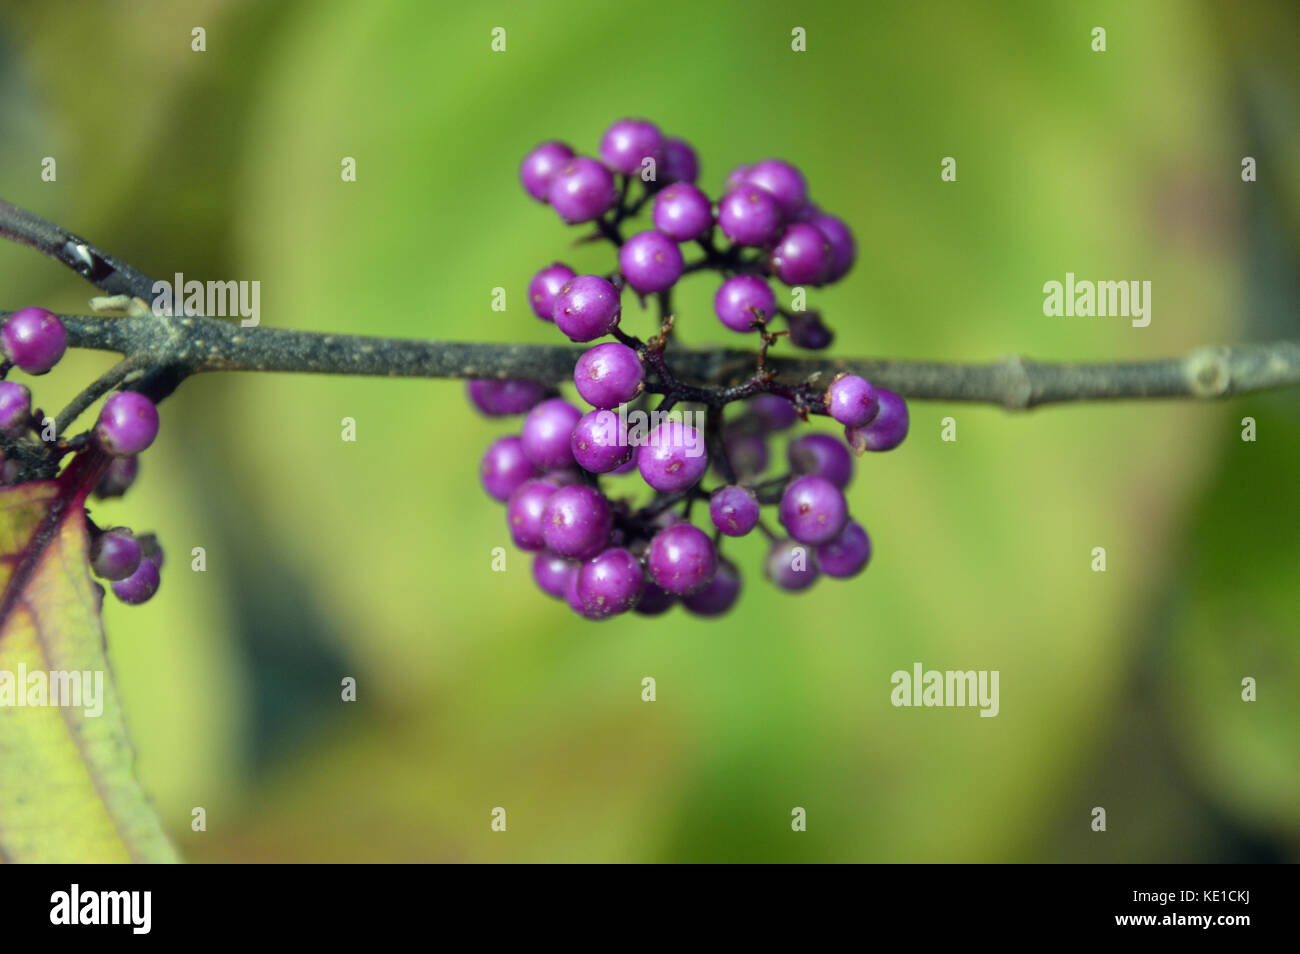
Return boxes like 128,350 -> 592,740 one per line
468,119 -> 909,621
1,306 -> 165,606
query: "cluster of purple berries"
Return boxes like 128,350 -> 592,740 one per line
465,119 -> 909,621
1,306 -> 165,605
521,118 -> 855,346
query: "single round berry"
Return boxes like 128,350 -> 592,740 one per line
724,165 -> 753,192
466,379 -> 548,416
786,311 -> 834,350
744,159 -> 808,217
638,420 -> 709,493
811,214 -> 856,282
0,381 -> 31,435
599,118 -> 664,176
563,568 -> 603,619
815,521 -> 872,579
94,456 -> 139,499
779,474 -> 848,546
714,275 -> 777,332
634,582 -> 675,615
90,529 -> 143,582
646,523 -> 717,595
827,374 -> 879,428
749,394 -> 798,431
662,138 -> 699,183
532,551 -> 576,600
548,157 -> 618,223
846,388 -> 910,452
618,230 -> 684,294
111,557 -> 160,605
769,223 -> 832,286
787,433 -> 853,488
528,263 -> 576,320
574,342 -> 644,409
2,307 -> 67,375
721,430 -> 769,481
507,478 -> 562,550
764,538 -> 819,592
652,183 -> 713,242
717,186 -> 783,247
520,398 -> 582,470
519,141 -> 575,202
571,409 -> 632,474
542,484 -> 613,559
576,547 -> 645,618
682,558 -> 741,616
709,485 -> 760,537
552,274 -> 622,342
481,436 -> 538,502
95,392 -> 159,457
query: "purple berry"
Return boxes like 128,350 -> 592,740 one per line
721,431 -> 769,481
826,374 -> 879,428
682,558 -> 741,616
845,388 -> 909,452
563,569 -> 602,619
0,381 -> 31,435
815,521 -> 872,578
542,484 -> 613,559
787,433 -> 853,488
90,529 -> 142,582
724,165 -> 753,192
744,159 -> 808,217
548,157 -> 618,223
749,394 -> 798,431
618,230 -> 684,294
576,547 -> 645,618
574,342 -> 644,409
764,538 -> 819,592
528,263 -> 576,320
599,118 -> 664,177
634,582 -> 675,615
552,274 -> 622,342
717,186 -> 783,247
532,551 -> 576,599
571,409 -> 632,474
652,183 -> 713,242
521,398 -> 582,470
709,486 -> 760,537
507,478 -> 562,550
466,379 -> 548,416
646,523 -> 717,595
638,420 -> 709,493
519,141 -> 575,202
2,307 -> 67,375
136,532 -> 164,570
811,214 -> 856,282
111,557 -> 160,605
662,138 -> 699,183
94,456 -> 139,499
786,311 -> 834,350
779,475 -> 848,546
95,392 -> 159,457
769,223 -> 832,286
714,275 -> 777,332
481,436 -> 538,502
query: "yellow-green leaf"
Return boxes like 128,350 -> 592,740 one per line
0,479 -> 176,863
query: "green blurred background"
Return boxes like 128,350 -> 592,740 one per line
0,0 -> 1295,862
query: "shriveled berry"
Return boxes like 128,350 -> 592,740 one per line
528,263 -> 576,320
574,342 -> 644,409
553,274 -> 622,342
786,311 -> 834,350
2,307 -> 67,375
519,141 -> 575,202
90,529 -> 142,582
95,392 -> 159,457
779,474 -> 848,546
646,523 -> 717,595
136,532 -> 164,569
541,484 -> 613,559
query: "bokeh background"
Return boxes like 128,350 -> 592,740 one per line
0,0 -> 1295,862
